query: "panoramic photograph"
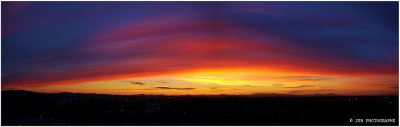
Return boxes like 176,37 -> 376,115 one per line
1,1 -> 399,126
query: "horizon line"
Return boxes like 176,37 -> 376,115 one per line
2,89 -> 398,97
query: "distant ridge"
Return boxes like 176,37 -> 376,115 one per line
249,93 -> 339,97
4,90 -> 391,97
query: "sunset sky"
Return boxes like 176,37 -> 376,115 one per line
2,2 -> 399,95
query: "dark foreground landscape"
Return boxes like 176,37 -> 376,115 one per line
2,90 -> 398,126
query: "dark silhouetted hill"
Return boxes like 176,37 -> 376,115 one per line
1,90 -> 398,125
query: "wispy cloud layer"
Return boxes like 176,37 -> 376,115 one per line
2,2 -> 398,95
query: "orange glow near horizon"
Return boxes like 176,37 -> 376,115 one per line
6,67 -> 398,96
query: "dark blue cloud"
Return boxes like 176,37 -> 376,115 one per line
220,2 -> 398,65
